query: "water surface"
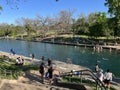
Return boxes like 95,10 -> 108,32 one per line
0,39 -> 120,77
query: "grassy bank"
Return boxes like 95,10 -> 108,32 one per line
41,35 -> 120,45
0,55 -> 38,79
62,76 -> 117,90
5,34 -> 120,45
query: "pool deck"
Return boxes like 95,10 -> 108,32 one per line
43,41 -> 120,50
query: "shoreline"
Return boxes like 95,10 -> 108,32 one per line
0,51 -> 120,89
6,38 -> 120,51
0,39 -> 120,75
42,41 -> 120,50
1,38 -> 120,50
0,51 -> 88,72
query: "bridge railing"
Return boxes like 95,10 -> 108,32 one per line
59,69 -> 107,90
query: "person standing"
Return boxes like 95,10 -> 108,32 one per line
103,69 -> 112,89
41,56 -> 44,61
39,62 -> 45,84
31,53 -> 34,60
95,64 -> 99,72
30,53 -> 35,64
40,56 -> 45,67
96,69 -> 104,82
10,48 -> 16,55
30,53 -> 34,60
45,58 -> 52,79
48,66 -> 54,85
47,58 -> 52,67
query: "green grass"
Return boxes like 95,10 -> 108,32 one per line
0,56 -> 38,79
61,76 -> 117,90
43,34 -> 120,45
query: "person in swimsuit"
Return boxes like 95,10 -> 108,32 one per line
39,62 -> 45,83
48,66 -> 54,85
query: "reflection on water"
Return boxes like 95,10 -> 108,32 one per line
0,39 -> 120,77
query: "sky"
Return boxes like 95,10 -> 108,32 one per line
0,0 -> 108,24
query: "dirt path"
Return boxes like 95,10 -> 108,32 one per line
0,70 -> 74,90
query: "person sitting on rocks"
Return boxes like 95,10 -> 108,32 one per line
15,57 -> 24,65
20,56 -> 24,65
15,57 -> 21,65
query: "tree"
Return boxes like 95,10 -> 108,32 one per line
36,15 -> 50,38
16,18 -> 37,35
0,23 -> 12,36
105,0 -> 120,18
88,12 -> 98,26
74,14 -> 89,35
0,6 -> 2,10
105,0 -> 120,36
57,10 -> 75,34
0,0 -> 26,10
89,12 -> 111,37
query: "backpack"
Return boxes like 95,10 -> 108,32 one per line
45,72 -> 49,79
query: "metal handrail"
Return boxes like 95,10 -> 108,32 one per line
59,69 -> 107,90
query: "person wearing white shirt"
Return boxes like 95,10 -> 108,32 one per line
103,69 -> 112,89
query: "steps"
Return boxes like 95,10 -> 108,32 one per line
0,79 -> 94,90
0,79 -> 75,90
0,70 -> 119,90
0,70 -> 76,90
